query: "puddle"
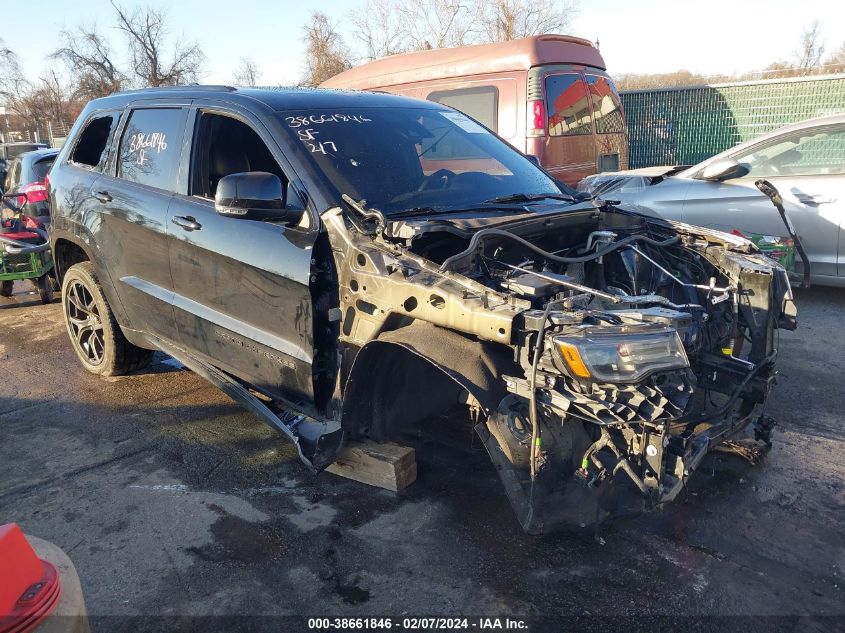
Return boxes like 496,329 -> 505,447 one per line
334,583 -> 370,605
186,512 -> 290,565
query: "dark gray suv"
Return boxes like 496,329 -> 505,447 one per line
49,86 -> 796,532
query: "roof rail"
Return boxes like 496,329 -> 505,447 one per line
113,84 -> 237,96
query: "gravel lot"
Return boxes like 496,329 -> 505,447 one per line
1,281 -> 843,630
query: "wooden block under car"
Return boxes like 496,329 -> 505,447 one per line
326,440 -> 417,492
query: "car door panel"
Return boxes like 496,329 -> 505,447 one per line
95,177 -> 180,336
95,103 -> 190,340
167,105 -> 317,404
168,196 -> 316,401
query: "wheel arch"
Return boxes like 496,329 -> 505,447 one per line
51,230 -> 94,284
51,228 -> 134,338
340,320 -> 519,439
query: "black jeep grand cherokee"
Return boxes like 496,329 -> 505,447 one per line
50,86 -> 796,532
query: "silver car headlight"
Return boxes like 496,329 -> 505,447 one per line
553,326 -> 689,383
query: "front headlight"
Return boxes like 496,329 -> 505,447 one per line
553,326 -> 689,383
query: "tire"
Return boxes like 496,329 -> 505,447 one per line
0,280 -> 12,297
36,275 -> 54,304
61,261 -> 154,376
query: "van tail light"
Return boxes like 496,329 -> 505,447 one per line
528,99 -> 545,135
22,181 -> 49,204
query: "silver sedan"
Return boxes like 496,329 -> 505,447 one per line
579,115 -> 845,287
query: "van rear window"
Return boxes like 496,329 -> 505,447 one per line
586,75 -> 625,135
545,74 -> 592,137
428,86 -> 498,133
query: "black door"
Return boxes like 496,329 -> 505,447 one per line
93,103 -> 190,341
167,105 -> 318,404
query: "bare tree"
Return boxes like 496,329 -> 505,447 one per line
824,41 -> 845,73
301,11 -> 352,87
475,0 -> 578,42
111,1 -> 205,87
398,0 -> 474,50
351,0 -> 409,60
18,72 -> 79,134
51,25 -> 127,99
796,20 -> 824,74
349,0 -> 579,61
0,41 -> 77,135
231,57 -> 262,87
0,39 -> 28,103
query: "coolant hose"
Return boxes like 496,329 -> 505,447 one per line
439,228 -> 680,271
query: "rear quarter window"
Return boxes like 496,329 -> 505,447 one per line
71,113 -> 120,169
428,86 -> 498,133
118,108 -> 188,191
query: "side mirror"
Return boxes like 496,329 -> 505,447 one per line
699,158 -> 749,182
215,172 -> 304,224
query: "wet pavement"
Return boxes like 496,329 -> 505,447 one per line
1,282 -> 843,628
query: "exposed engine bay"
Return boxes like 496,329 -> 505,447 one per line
322,200 -> 797,533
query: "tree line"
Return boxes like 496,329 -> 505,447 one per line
0,0 -> 576,137
1,1 -> 843,138
302,0 -> 578,86
617,20 -> 845,91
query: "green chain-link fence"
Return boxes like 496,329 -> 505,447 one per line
620,74 -> 845,169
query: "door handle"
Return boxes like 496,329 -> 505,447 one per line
171,215 -> 202,231
93,190 -> 112,203
796,193 -> 836,205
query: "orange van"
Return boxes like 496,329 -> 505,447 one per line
321,35 -> 628,186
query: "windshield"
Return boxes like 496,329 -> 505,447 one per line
277,107 -> 563,215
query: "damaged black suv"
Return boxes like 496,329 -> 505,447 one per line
49,86 -> 797,532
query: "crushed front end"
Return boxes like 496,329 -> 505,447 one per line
324,201 -> 796,533
458,212 -> 797,532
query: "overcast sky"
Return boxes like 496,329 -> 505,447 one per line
4,0 -> 843,86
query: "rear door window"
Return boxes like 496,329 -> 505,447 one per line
428,86 -> 498,133
586,75 -> 625,135
70,113 -> 119,169
118,108 -> 188,191
545,73 -> 592,137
